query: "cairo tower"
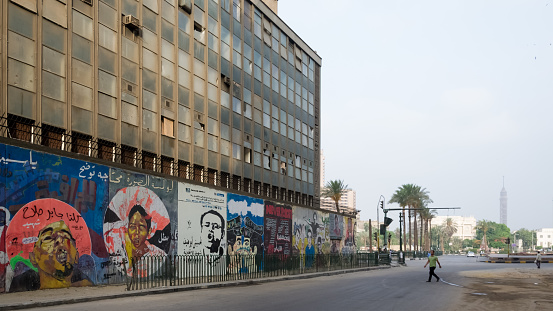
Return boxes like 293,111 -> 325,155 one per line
499,181 -> 508,225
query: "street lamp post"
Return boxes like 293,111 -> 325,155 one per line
399,212 -> 404,263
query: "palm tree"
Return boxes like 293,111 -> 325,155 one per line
390,184 -> 433,252
321,180 -> 348,213
476,220 -> 491,253
419,207 -> 435,251
443,217 -> 458,252
389,185 -> 410,251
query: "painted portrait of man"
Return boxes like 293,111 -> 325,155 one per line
200,210 -> 225,256
10,220 -> 92,292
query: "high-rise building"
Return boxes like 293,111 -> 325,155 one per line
1,0 -> 321,207
500,181 -> 508,226
318,149 -> 356,214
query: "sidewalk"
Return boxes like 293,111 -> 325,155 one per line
0,265 -> 392,310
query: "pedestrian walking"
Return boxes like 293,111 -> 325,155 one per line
424,250 -> 441,282
536,251 -> 542,269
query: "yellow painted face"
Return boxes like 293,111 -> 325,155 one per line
31,220 -> 79,281
128,211 -> 149,249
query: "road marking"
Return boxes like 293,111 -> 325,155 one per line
439,279 -> 463,287
471,293 -> 487,296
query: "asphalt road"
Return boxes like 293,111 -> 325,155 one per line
26,255 -> 548,311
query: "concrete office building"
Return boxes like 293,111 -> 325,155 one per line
1,0 -> 321,207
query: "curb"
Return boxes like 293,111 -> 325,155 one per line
484,260 -> 551,264
0,266 -> 390,310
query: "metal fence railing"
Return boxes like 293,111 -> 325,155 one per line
126,253 -> 382,290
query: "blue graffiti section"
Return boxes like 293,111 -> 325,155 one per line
226,193 -> 264,273
0,144 -> 110,292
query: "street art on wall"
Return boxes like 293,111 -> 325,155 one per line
0,206 -> 10,293
263,201 -> 292,256
6,199 -> 94,292
227,193 -> 263,273
178,183 -> 227,272
292,207 -> 330,266
104,169 -> 175,278
329,214 -> 343,240
343,217 -> 356,254
0,144 -> 109,292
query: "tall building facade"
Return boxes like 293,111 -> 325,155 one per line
500,183 -> 507,225
0,0 -> 321,207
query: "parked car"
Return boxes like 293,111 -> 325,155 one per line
467,251 -> 476,257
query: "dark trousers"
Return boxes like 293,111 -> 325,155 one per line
428,267 -> 439,281
536,260 -> 541,269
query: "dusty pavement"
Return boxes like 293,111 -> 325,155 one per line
450,267 -> 553,311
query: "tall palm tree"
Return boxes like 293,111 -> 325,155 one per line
389,185 -> 410,251
321,180 -> 348,213
443,217 -> 458,251
390,184 -> 433,252
419,207 -> 435,251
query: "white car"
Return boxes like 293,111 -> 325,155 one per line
467,251 -> 476,257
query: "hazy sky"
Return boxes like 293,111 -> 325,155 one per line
279,0 -> 553,231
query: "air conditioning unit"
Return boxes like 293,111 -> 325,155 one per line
123,15 -> 139,29
222,76 -> 231,86
178,0 -> 192,13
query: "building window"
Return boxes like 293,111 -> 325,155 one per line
208,168 -> 217,185
71,133 -> 91,156
142,151 -> 157,171
161,117 -> 174,137
221,172 -> 230,188
161,156 -> 173,175
244,178 -> 251,193
121,146 -> 137,167
178,160 -> 190,179
41,124 -> 65,150
193,165 -> 204,182
98,139 -> 116,162
8,114 -> 34,142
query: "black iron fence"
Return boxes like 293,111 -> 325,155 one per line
126,253 -> 381,290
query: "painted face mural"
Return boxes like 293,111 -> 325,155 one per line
103,187 -> 170,277
5,199 -> 93,292
178,183 -> 227,262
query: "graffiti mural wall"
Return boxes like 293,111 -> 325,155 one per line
0,144 -> 109,292
292,207 -> 331,268
227,193 -> 264,273
263,201 -> 292,256
178,183 -> 227,273
103,168 -> 176,279
343,217 -> 356,254
0,142 -> 362,293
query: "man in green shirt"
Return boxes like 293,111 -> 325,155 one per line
423,250 -> 442,282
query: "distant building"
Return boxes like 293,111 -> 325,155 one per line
433,216 -> 477,240
500,182 -> 508,226
319,150 -> 356,214
536,228 -> 553,249
320,188 -> 356,214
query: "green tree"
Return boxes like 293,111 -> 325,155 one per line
514,228 -> 536,250
477,220 -> 511,252
321,180 -> 348,213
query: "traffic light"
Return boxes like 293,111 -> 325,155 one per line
506,237 -> 510,245
379,201 -> 384,209
374,232 -> 378,241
